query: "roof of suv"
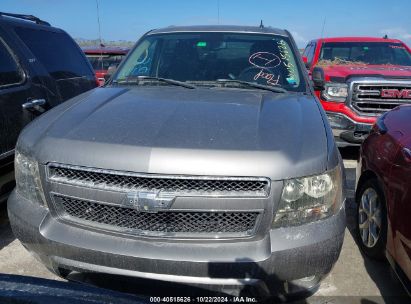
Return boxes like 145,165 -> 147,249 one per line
148,25 -> 288,36
0,11 -> 49,25
318,37 -> 403,43
0,12 -> 62,32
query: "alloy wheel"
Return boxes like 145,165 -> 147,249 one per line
358,188 -> 382,248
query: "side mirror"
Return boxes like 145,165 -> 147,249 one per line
302,56 -> 310,69
104,64 -> 117,81
311,67 -> 325,90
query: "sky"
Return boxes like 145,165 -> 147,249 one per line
2,0 -> 411,48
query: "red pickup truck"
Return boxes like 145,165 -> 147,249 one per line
302,37 -> 411,147
83,47 -> 129,86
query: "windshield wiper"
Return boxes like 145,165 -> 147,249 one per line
215,79 -> 287,93
114,76 -> 196,89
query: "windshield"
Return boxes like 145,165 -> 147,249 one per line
114,32 -> 305,92
319,42 -> 411,66
86,54 -> 126,71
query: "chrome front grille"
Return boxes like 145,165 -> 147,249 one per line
46,164 -> 269,238
53,195 -> 260,237
351,80 -> 411,115
48,164 -> 270,197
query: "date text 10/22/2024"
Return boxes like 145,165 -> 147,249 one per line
149,296 -> 258,303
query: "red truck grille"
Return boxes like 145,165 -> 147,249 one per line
351,81 -> 411,115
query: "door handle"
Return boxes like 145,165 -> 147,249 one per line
22,99 -> 46,112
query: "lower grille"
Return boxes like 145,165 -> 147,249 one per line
54,195 -> 259,237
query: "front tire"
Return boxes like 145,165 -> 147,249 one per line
355,178 -> 387,260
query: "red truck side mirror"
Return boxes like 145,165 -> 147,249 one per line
312,67 -> 325,90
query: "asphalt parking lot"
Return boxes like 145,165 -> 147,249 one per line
0,147 -> 409,303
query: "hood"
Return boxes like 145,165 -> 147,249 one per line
20,86 -> 329,180
384,105 -> 411,140
320,64 -> 411,80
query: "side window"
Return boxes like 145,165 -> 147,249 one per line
0,38 -> 23,87
307,43 -> 316,64
14,27 -> 93,80
302,43 -> 311,57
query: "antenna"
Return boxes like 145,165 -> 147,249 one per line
320,16 -> 326,38
217,0 -> 220,24
260,20 -> 264,29
95,0 -> 104,70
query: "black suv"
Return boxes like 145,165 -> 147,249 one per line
0,12 -> 97,204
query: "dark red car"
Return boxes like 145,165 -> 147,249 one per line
356,104 -> 411,292
83,47 -> 129,85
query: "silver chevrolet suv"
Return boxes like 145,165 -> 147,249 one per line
8,25 -> 346,300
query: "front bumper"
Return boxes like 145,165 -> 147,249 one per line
326,112 -> 373,147
8,190 -> 345,298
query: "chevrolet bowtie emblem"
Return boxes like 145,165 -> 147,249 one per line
124,191 -> 175,213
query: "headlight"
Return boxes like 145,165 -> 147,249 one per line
273,165 -> 343,228
322,83 -> 348,102
15,151 -> 46,206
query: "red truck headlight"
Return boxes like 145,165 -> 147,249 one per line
322,83 -> 348,102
